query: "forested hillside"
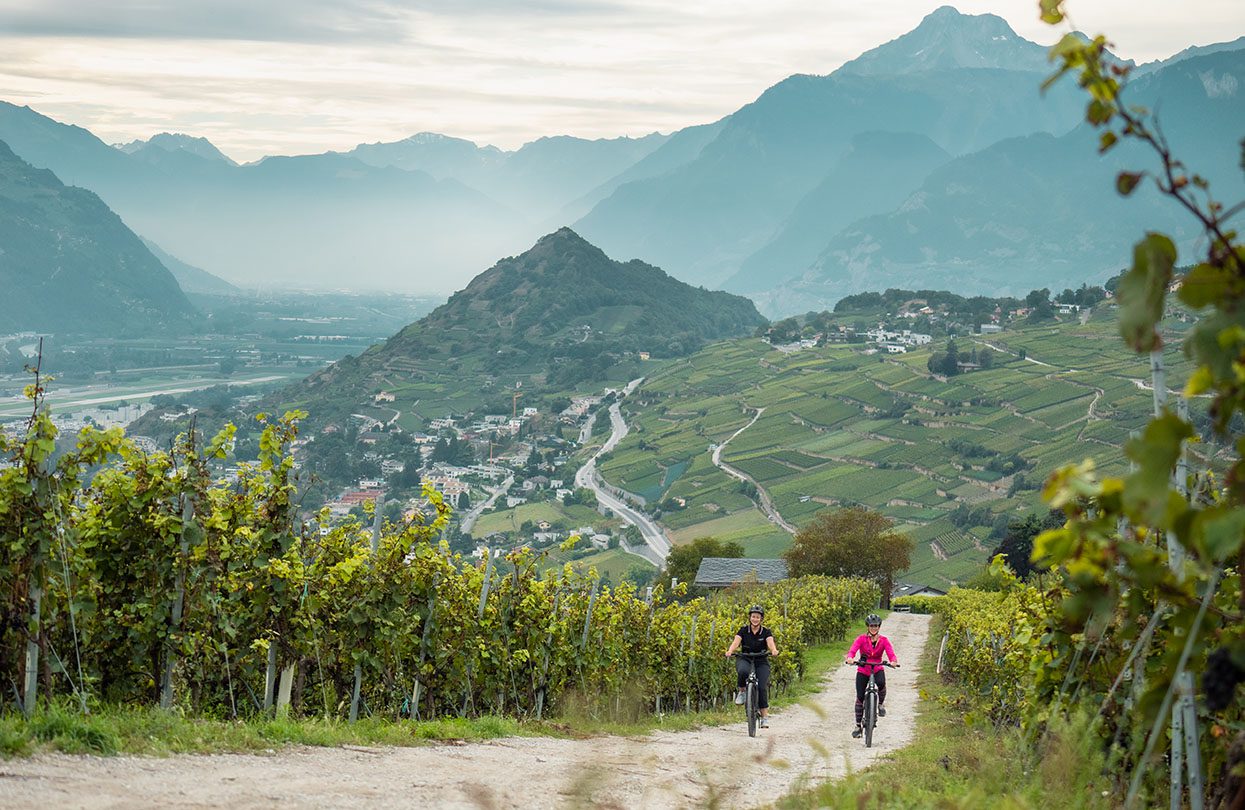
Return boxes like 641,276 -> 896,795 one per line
290,228 -> 766,426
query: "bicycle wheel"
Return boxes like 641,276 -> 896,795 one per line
864,691 -> 877,748
746,680 -> 758,738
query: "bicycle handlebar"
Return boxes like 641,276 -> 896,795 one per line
732,650 -> 771,657
845,659 -> 898,668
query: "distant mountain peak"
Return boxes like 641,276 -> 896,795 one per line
836,6 -> 1048,76
118,132 -> 237,165
401,131 -> 480,147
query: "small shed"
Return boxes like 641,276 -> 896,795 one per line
892,582 -> 948,600
694,558 -> 789,588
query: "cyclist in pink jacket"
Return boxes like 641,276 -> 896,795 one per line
844,613 -> 899,738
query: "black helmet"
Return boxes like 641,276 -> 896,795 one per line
748,604 -> 765,617
866,613 -> 882,626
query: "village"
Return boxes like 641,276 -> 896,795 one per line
309,387 -> 647,565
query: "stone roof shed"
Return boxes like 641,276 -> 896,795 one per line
693,558 -> 789,588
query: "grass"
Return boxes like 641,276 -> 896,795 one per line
545,545 -> 656,582
777,616 -> 1114,809
0,703 -> 531,759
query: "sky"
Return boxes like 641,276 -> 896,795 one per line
1,0 -> 1242,162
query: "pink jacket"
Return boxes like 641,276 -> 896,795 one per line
847,633 -> 897,675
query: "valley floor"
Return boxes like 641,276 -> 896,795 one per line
0,614 -> 930,810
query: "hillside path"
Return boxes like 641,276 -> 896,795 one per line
711,407 -> 798,535
0,614 -> 932,810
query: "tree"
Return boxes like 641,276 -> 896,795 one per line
659,536 -> 743,600
783,507 -> 913,607
993,510 -> 1064,579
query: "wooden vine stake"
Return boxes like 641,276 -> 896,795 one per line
350,494 -> 385,722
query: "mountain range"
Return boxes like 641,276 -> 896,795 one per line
0,6 -> 1241,315
0,140 -> 194,334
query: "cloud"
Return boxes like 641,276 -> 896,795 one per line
0,0 -> 1239,160
0,0 -> 412,43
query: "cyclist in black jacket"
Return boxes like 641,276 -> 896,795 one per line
724,605 -> 779,727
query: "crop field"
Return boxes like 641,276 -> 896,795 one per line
589,308 -> 1220,587
545,546 -> 656,583
470,501 -> 619,539
728,455 -> 801,482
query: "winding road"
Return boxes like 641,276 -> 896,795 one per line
574,379 -> 671,566
710,407 -> 798,535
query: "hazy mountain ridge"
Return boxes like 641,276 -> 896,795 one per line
345,131 -> 669,222
118,133 -> 238,166
725,131 -> 952,295
779,47 -> 1245,310
574,62 -> 1088,290
836,5 -> 1054,76
1,6 -> 1240,305
140,238 -> 239,296
0,102 -> 533,294
0,139 -> 195,334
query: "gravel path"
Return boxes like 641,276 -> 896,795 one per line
0,613 -> 930,810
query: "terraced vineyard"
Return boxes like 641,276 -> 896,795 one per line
597,306 -> 1218,588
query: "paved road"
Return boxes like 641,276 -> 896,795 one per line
710,407 -> 798,535
459,475 -> 514,536
575,379 -> 670,566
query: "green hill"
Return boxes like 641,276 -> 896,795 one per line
0,139 -> 195,334
290,228 -> 766,427
595,303 -> 1218,589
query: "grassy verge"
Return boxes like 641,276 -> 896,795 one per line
0,704 -> 531,759
0,618 -> 871,759
777,616 -> 1114,809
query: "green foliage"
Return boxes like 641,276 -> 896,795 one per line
784,508 -> 913,606
897,561 -> 1043,727
961,7 -> 1245,804
0,396 -> 878,724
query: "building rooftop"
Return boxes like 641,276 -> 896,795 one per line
694,557 -> 789,588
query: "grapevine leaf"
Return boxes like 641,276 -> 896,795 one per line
1122,412 -> 1193,526
1177,263 -> 1235,310
1193,506 -> 1245,562
1117,233 -> 1176,352
1039,0 -> 1065,25
1116,172 -> 1143,196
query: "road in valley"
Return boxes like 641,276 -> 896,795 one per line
459,475 -> 515,536
710,407 -> 798,535
574,379 -> 670,567
0,374 -> 291,419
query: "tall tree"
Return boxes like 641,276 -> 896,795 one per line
783,507 -> 913,607
994,510 -> 1064,579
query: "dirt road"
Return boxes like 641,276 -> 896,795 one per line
0,614 -> 930,810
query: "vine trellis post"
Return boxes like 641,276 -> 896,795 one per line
161,419 -> 198,711
1150,350 -> 1203,810
349,493 -> 385,722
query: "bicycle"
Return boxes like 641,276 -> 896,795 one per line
846,658 -> 898,748
733,650 -> 770,737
